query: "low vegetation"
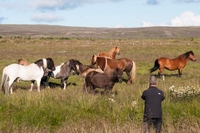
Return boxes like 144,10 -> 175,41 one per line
0,35 -> 200,133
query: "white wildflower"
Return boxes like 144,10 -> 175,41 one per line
108,98 -> 115,103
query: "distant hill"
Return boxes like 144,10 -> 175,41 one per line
0,24 -> 200,39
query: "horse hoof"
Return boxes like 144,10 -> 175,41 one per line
127,81 -> 131,85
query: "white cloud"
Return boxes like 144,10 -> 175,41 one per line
176,0 -> 200,3
142,11 -> 200,27
170,11 -> 200,26
31,13 -> 64,23
115,24 -> 125,28
142,21 -> 167,27
29,0 -> 123,11
146,0 -> 163,5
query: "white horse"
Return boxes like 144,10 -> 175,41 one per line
1,58 -> 55,94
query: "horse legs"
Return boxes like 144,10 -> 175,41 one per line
8,78 -> 15,94
36,79 -> 42,92
60,78 -> 67,90
158,68 -> 164,77
178,69 -> 182,77
125,71 -> 132,84
30,80 -> 35,91
89,85 -> 96,94
82,83 -> 87,93
105,86 -> 112,94
41,75 -> 50,88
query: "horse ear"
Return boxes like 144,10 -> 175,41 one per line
92,55 -> 97,59
18,58 -> 22,63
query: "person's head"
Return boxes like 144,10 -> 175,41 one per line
149,76 -> 157,86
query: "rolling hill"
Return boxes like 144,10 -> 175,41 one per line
0,24 -> 200,39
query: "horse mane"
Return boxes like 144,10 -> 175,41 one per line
182,51 -> 194,59
34,58 -> 55,70
34,59 -> 43,67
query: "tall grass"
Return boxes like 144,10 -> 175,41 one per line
0,37 -> 200,132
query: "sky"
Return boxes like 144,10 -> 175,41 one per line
0,0 -> 200,28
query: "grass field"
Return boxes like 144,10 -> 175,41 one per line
0,36 -> 200,133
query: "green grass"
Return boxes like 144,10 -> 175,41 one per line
0,37 -> 200,132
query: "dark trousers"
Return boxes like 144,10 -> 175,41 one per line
143,116 -> 162,133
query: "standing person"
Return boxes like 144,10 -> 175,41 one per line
141,76 -> 165,133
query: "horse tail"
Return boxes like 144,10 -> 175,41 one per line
150,59 -> 159,73
1,71 -> 9,94
131,60 -> 136,82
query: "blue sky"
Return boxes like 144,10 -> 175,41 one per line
0,0 -> 200,28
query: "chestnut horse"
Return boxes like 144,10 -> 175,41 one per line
150,51 -> 197,76
91,55 -> 136,84
75,60 -> 104,77
18,58 -> 30,66
98,47 -> 120,59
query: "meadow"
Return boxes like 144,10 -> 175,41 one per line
0,36 -> 200,133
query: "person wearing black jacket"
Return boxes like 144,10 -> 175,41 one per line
141,76 -> 165,133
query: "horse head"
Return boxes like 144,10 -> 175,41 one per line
91,55 -> 97,66
105,68 -> 123,83
115,68 -> 123,83
188,51 -> 197,62
115,47 -> 120,55
69,59 -> 79,75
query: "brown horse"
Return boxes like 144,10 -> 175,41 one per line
18,58 -> 30,66
83,68 -> 123,94
75,60 -> 104,77
98,47 -> 120,59
150,51 -> 197,76
91,55 -> 136,84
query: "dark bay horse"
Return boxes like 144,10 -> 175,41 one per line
1,58 -> 55,94
98,47 -> 120,59
83,68 -> 123,94
91,55 -> 136,84
150,51 -> 197,76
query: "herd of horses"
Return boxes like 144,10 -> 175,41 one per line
0,46 -> 197,95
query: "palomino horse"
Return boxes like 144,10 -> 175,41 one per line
1,58 -> 55,94
150,51 -> 197,76
91,55 -> 136,84
83,68 -> 123,94
75,60 -> 104,77
98,47 -> 120,59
